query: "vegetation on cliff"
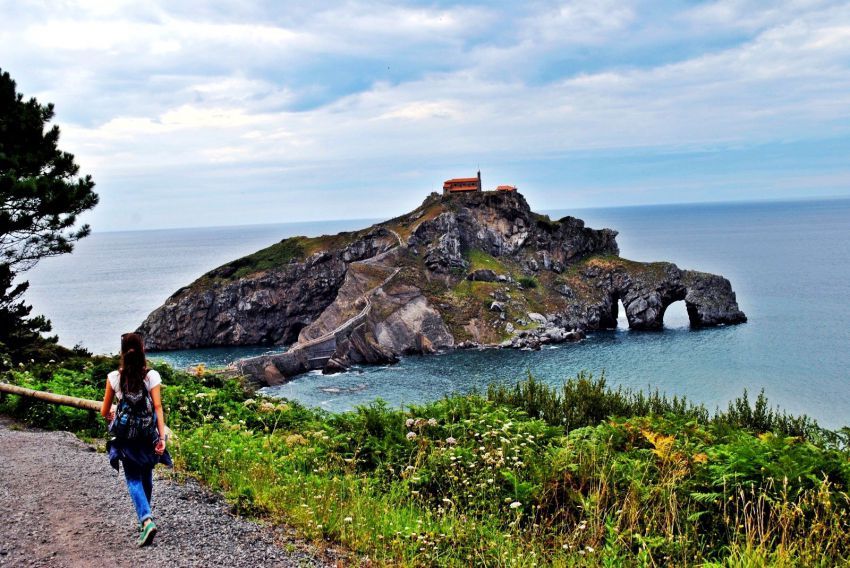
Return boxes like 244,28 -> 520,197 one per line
3,359 -> 848,566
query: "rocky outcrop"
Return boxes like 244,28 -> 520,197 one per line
234,247 -> 454,383
140,190 -> 746,386
409,191 -> 619,274
546,259 -> 746,332
137,229 -> 396,350
467,269 -> 498,282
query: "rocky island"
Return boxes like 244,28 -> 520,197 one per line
138,190 -> 746,385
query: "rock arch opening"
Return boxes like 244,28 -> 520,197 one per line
661,299 -> 690,329
616,299 -> 628,330
284,321 -> 309,345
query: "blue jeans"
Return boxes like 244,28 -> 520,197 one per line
124,465 -> 154,524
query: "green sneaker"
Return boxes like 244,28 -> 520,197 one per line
137,520 -> 157,547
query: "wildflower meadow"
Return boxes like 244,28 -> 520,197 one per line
2,357 -> 849,566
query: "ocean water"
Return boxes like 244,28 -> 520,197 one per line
24,199 -> 850,427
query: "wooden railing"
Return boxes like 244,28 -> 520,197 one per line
0,382 -> 100,411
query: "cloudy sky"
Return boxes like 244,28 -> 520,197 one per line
3,0 -> 850,231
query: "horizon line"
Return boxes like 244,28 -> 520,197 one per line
91,193 -> 850,235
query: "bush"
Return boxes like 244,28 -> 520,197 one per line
517,275 -> 538,289
3,362 -> 850,566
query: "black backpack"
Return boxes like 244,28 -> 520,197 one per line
109,370 -> 157,443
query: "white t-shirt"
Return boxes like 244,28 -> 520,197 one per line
107,369 -> 162,400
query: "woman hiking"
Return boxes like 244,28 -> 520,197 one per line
100,332 -> 172,546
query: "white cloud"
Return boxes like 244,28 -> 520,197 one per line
2,0 -> 849,229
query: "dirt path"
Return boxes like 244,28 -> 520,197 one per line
0,418 -> 335,568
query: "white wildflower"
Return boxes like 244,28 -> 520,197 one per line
445,436 -> 457,445
343,516 -> 353,523
406,418 -> 415,428
406,431 -> 417,440
509,501 -> 522,509
427,418 -> 438,427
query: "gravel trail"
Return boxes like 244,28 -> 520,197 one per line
0,418 -> 335,567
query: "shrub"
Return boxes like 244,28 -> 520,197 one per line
4,362 -> 850,566
517,275 -> 538,289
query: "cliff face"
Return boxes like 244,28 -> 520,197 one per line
137,229 -> 397,350
139,191 -> 746,384
408,191 -> 619,274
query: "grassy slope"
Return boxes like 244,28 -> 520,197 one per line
188,194 -> 447,292
2,359 -> 848,567
187,229 -> 374,292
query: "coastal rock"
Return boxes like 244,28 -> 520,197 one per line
371,284 -> 454,354
683,271 -> 748,327
416,212 -> 466,273
467,269 -> 498,282
342,324 -> 399,366
407,191 -> 618,269
322,356 -> 349,375
413,332 -> 436,355
548,260 -> 746,331
141,190 -> 746,386
528,312 -> 547,325
138,228 -> 395,350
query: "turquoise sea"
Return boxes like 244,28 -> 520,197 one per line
25,198 -> 850,427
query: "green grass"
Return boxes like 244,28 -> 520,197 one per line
3,360 -> 850,566
464,248 -> 509,274
517,275 -> 538,289
196,228 -> 374,285
208,236 -> 307,281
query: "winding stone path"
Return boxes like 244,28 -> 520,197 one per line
237,227 -> 405,380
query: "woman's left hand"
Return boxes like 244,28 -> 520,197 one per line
154,439 -> 166,455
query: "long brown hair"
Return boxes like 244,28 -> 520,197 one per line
120,333 -> 148,395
